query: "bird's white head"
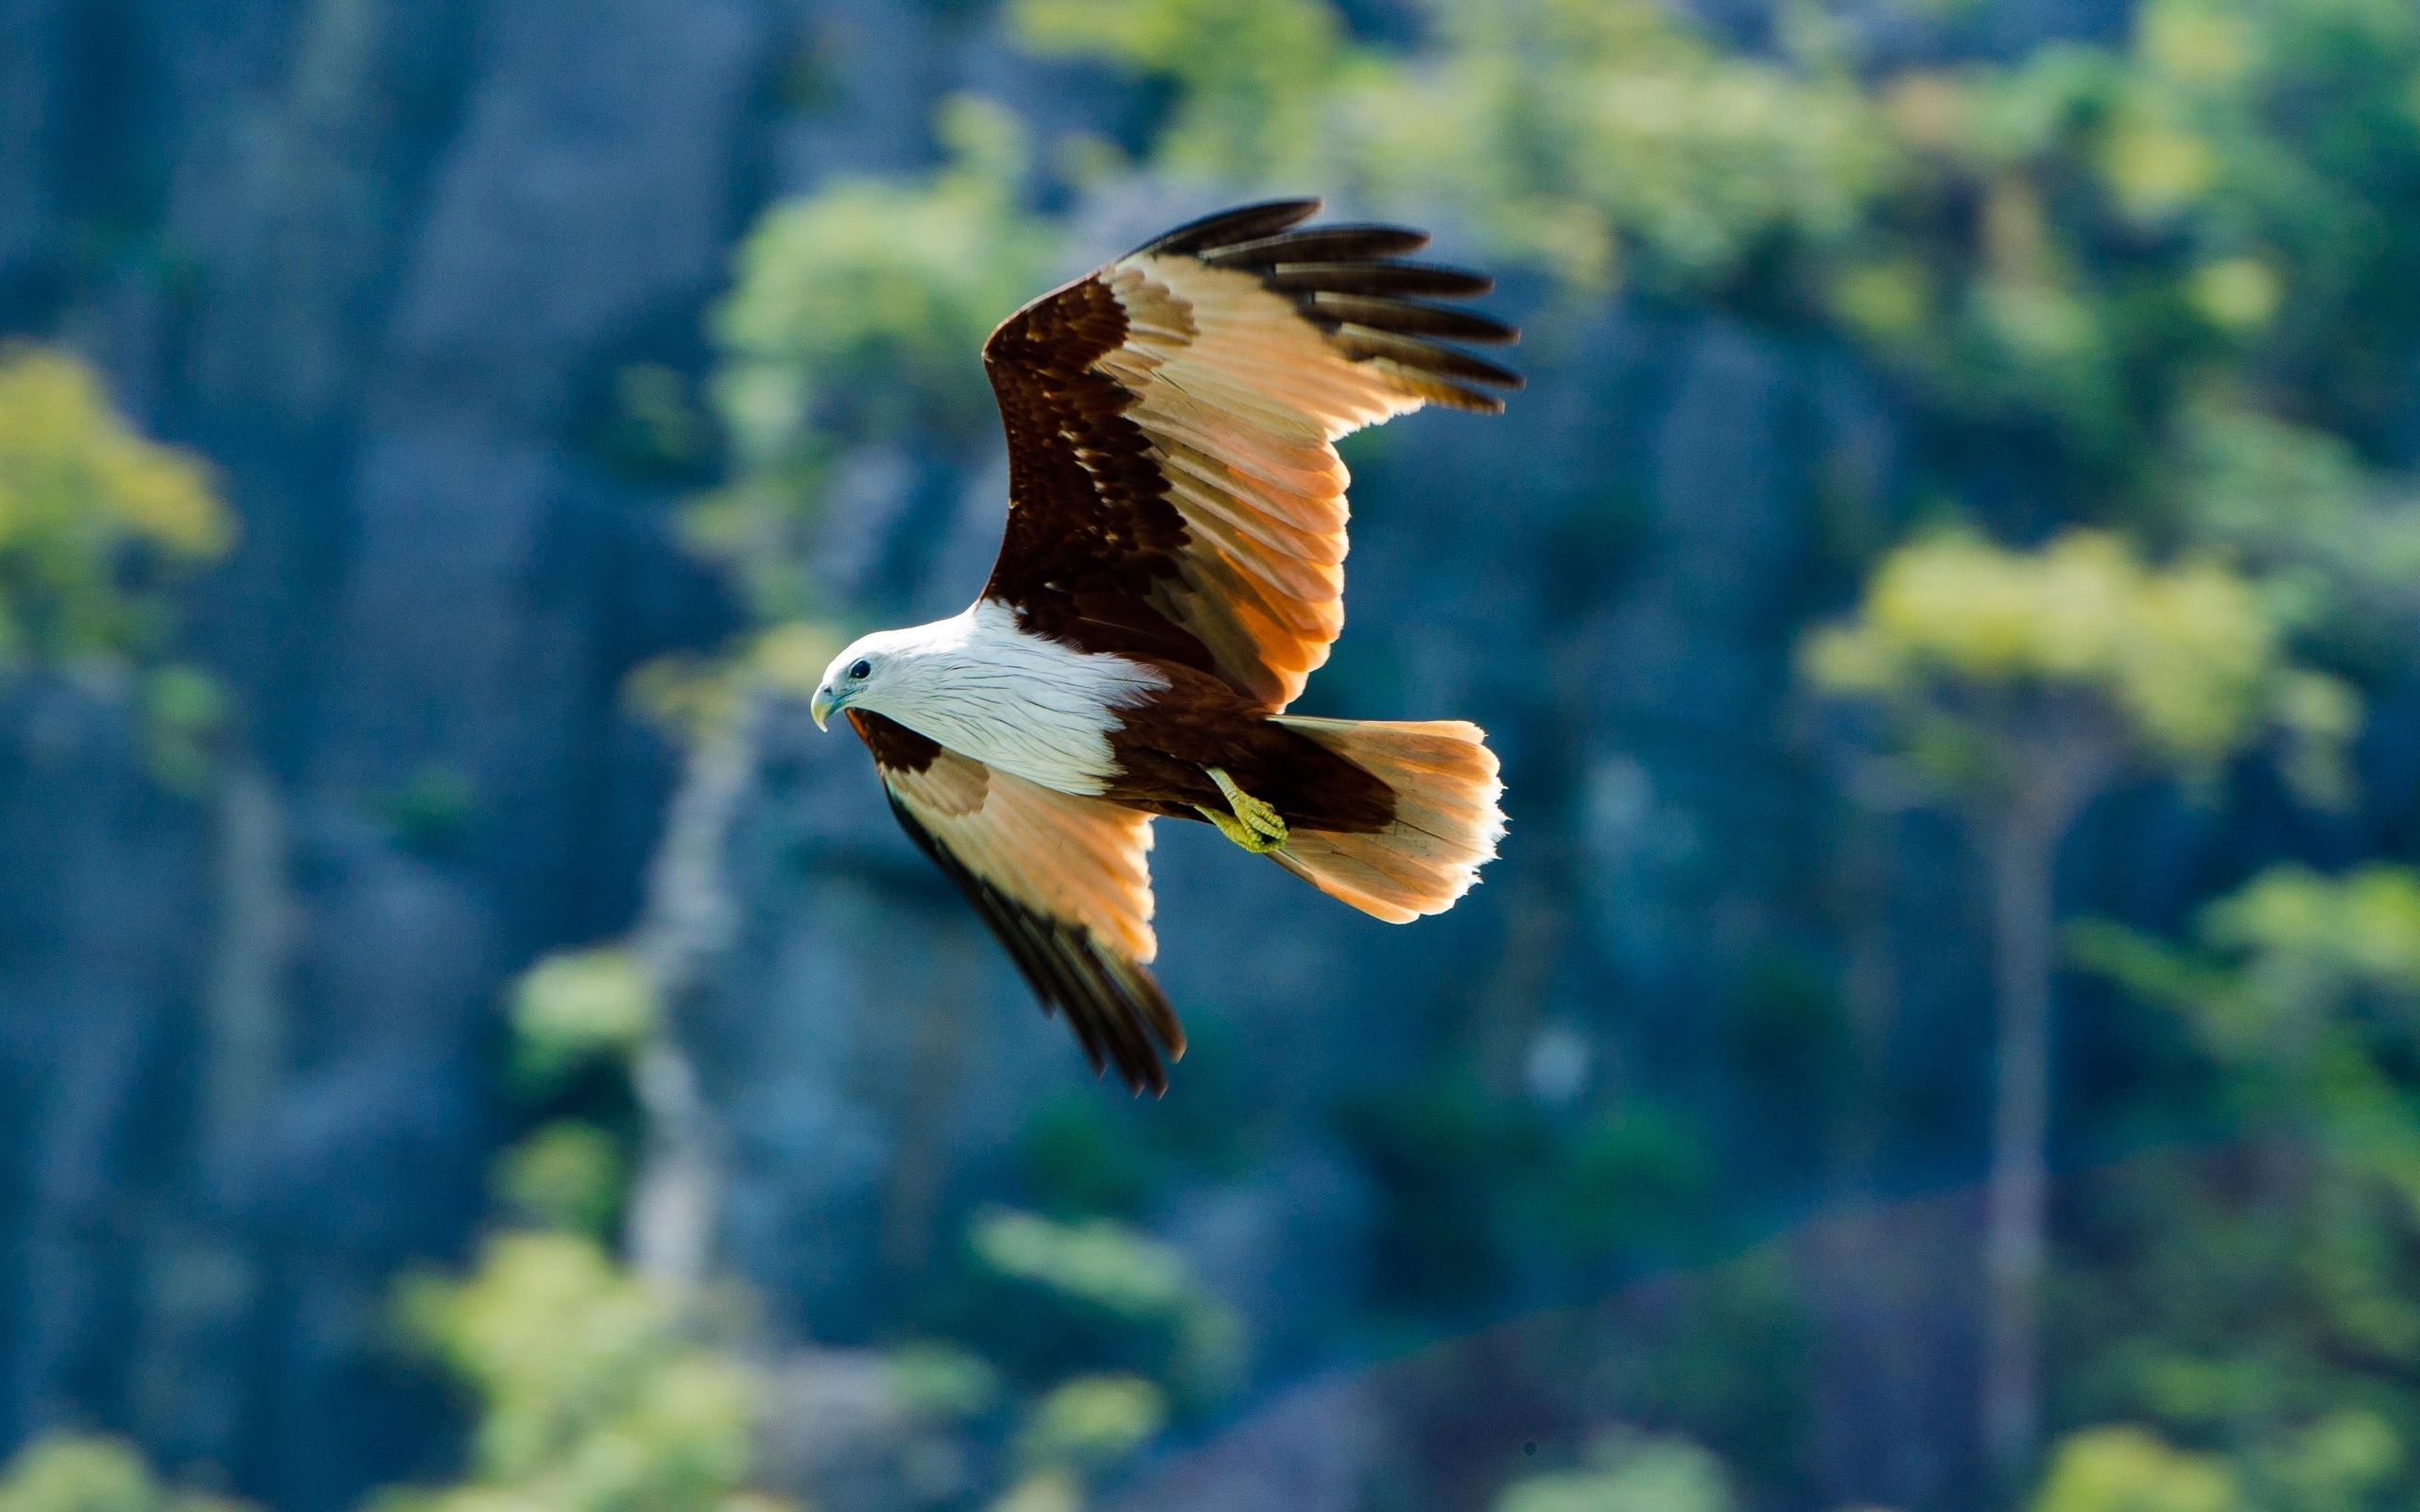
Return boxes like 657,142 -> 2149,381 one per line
807,618 -> 968,730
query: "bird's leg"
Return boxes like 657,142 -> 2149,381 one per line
1197,766 -> 1289,854
1197,807 -> 1272,851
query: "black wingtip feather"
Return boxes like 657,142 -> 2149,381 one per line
1336,326 -> 1525,389
1305,292 -> 1518,345
1140,204 -> 1524,401
1438,389 -> 1510,414
1136,198 -> 1322,258
1260,261 -> 1495,299
1203,225 -> 1433,266
885,791 -> 1183,1096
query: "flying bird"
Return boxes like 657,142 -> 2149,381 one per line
809,198 -> 1517,1094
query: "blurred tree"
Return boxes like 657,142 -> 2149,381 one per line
375,1233 -> 787,1512
2065,867 -> 2420,1511
1011,0 -> 1896,296
700,95 -> 1060,625
1814,0 -> 2420,565
389,944 -> 1222,1512
1805,528 -> 2355,1485
1010,0 -> 1342,183
361,936 -> 791,1512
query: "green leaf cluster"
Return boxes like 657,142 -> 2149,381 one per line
1804,528 -> 2356,799
698,97 -> 1061,624
0,1436 -> 251,1512
2030,1426 -> 2242,1512
509,947 -> 658,1095
967,1206 -> 1245,1406
381,1234 -> 781,1512
2065,868 -> 2420,1509
0,347 -> 229,674
1493,1430 -> 1737,1512
1011,0 -> 1343,182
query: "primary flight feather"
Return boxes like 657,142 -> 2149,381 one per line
809,199 -> 1519,1094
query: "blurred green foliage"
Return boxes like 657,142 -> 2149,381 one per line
0,1435 -> 251,1512
0,345 -> 234,792
1340,1075 -> 1719,1313
984,1371 -> 1167,1510
382,1233 -> 781,1512
140,662 -> 227,796
1806,527 -> 2355,800
971,1210 -> 1201,1322
700,96 -> 1060,623
372,765 -> 479,858
1493,1431 -> 1737,1512
1016,0 -> 1893,293
493,1121 -> 628,1239
351,939 -> 733,1512
887,1341 -> 1004,1422
509,947 -> 658,1095
1010,0 -> 1343,182
964,1206 -> 1245,1407
2063,866 -> 2420,1509
382,941 -> 1228,1512
1012,1095 -> 1165,1220
0,346 -> 229,673
2028,1426 -> 2241,1512
1012,1372 -> 1166,1472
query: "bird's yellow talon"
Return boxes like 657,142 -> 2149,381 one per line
1201,768 -> 1288,853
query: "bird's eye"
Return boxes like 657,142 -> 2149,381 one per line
849,660 -> 872,680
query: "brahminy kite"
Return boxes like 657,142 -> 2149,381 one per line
809,199 -> 1517,1093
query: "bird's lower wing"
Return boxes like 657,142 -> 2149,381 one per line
859,712 -> 1182,1094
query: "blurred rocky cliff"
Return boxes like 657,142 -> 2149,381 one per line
3,0 -> 931,1498
0,0 -> 2212,1506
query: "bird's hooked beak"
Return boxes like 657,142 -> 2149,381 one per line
809,684 -> 839,731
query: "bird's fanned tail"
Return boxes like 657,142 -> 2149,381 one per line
1265,717 -> 1505,922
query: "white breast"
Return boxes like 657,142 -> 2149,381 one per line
864,600 -> 1165,796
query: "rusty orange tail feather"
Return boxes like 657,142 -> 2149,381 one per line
1264,717 -> 1504,923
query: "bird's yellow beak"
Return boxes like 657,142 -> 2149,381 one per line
809,686 -> 838,730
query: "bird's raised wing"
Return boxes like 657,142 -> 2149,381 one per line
980,199 -> 1519,711
848,710 -> 1183,1094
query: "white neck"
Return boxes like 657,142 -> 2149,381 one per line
855,601 -> 1166,795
